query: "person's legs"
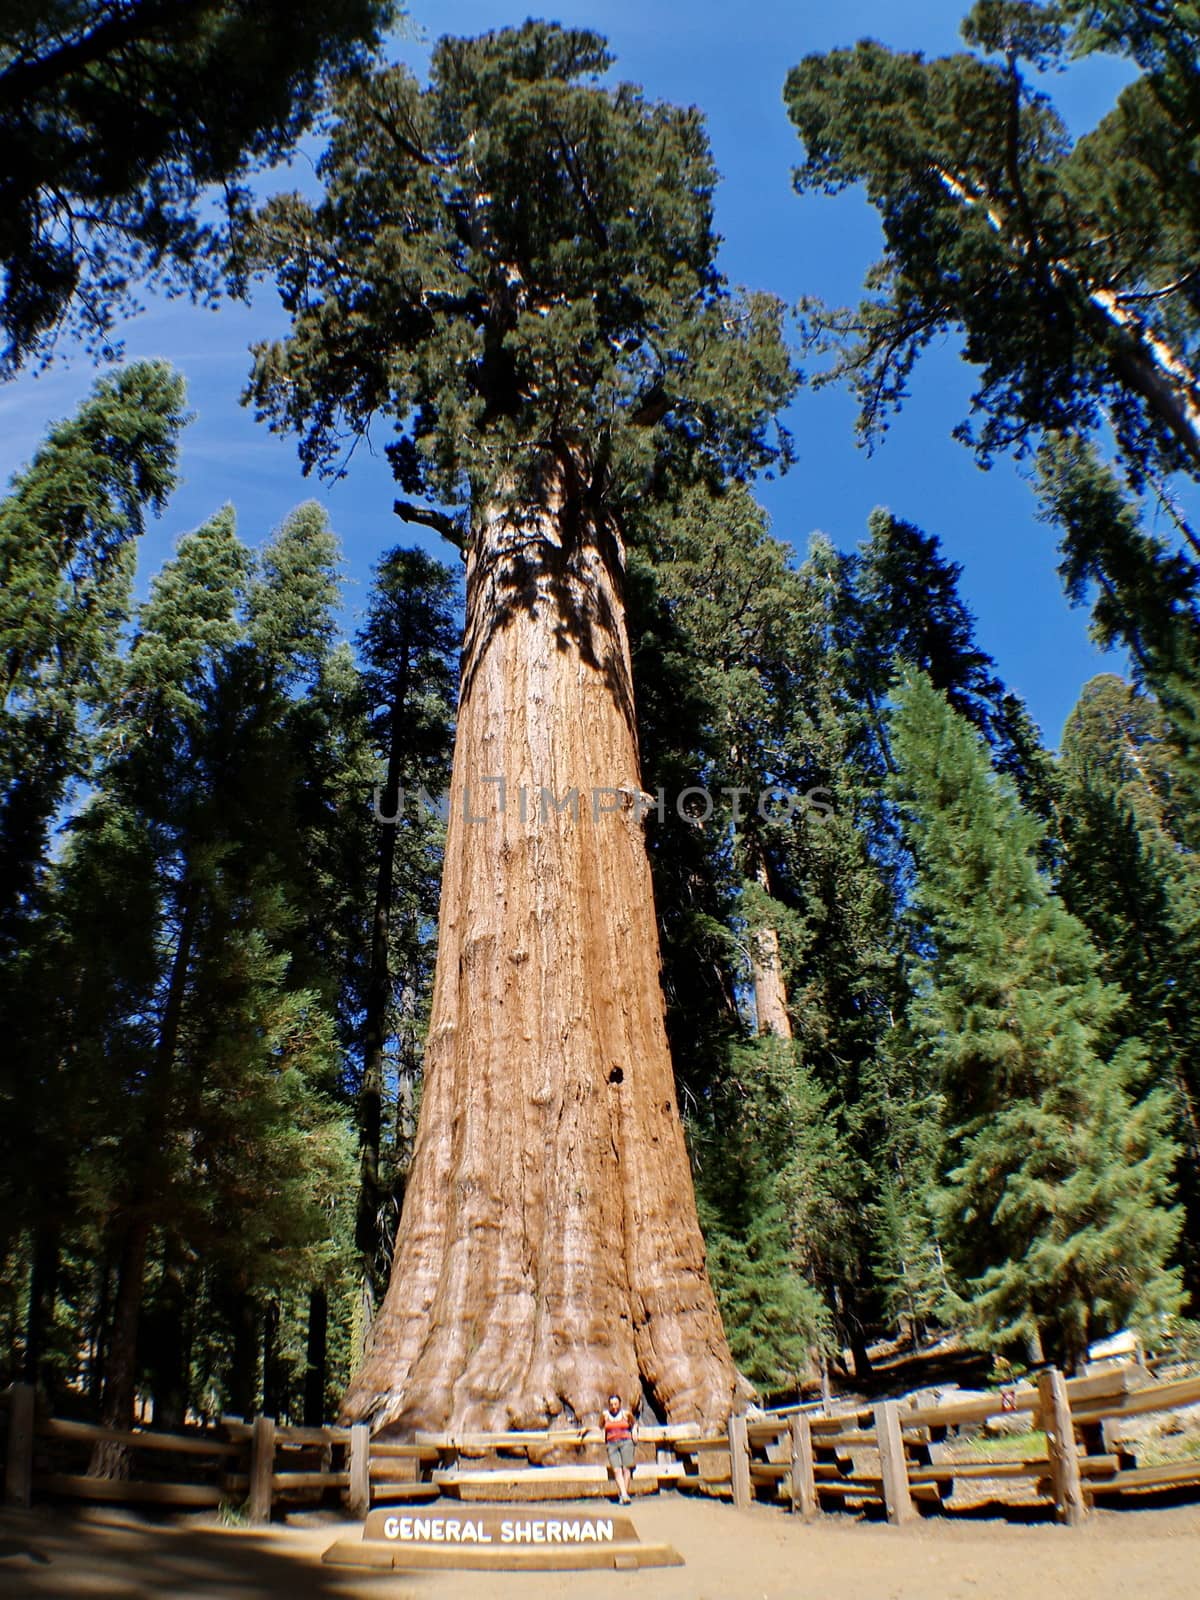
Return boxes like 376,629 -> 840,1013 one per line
608,1444 -> 625,1502
617,1441 -> 634,1503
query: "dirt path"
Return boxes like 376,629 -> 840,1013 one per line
3,1494 -> 1199,1599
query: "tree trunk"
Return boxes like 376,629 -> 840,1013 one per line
24,1222 -> 59,1392
304,1286 -> 328,1426
225,1284 -> 259,1421
750,862 -> 793,1040
341,465 -> 738,1434
357,647 -> 411,1290
262,1299 -> 281,1420
90,876 -> 200,1474
751,924 -> 792,1038
146,1246 -> 190,1432
90,1216 -> 150,1477
86,1248 -> 115,1408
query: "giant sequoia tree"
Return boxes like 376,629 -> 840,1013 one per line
248,23 -> 794,1432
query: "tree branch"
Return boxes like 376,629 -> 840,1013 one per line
0,0 -> 180,112
393,498 -> 467,548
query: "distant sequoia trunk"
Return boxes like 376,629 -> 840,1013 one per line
342,460 -> 739,1434
750,863 -> 793,1041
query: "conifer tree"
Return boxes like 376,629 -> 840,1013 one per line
627,484 -> 866,1377
890,669 -> 1184,1367
0,1 -> 398,373
1058,673 -> 1200,1287
697,1037 -> 835,1393
785,2 -> 1200,767
248,21 -> 794,1432
53,504 -> 355,1468
353,548 -> 458,1308
0,362 -> 187,1384
0,360 -> 187,946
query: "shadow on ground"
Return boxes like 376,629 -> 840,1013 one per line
0,1506 -> 428,1600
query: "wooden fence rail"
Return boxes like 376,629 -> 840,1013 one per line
6,1362 -> 1199,1526
728,1363 -> 1200,1524
0,1391 -> 717,1521
0,1389 -> 358,1523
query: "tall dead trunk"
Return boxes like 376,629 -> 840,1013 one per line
342,466 -> 738,1434
750,862 -> 793,1041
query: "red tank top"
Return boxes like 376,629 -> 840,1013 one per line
604,1411 -> 632,1442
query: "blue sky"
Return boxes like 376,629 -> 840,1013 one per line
0,1 -> 1155,745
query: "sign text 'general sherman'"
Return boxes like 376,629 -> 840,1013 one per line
377,1513 -> 616,1545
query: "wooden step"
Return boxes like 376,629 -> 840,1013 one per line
432,1463 -> 683,1503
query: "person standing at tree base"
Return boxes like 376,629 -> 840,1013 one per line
604,1392 -> 637,1505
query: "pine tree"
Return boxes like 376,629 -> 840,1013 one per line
784,3 -> 1200,766
0,1 -> 398,373
890,669 -> 1183,1368
0,362 -> 187,1386
1058,673 -> 1200,1288
1037,438 -> 1200,802
48,505 -> 355,1468
0,361 -> 187,946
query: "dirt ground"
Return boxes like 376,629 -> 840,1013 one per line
3,1493 -> 1200,1600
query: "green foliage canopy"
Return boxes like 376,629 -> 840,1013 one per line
785,1 -> 1200,481
890,668 -> 1184,1366
0,0 -> 398,374
247,21 -> 795,536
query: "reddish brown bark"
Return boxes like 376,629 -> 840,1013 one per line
342,467 -> 738,1434
748,856 -> 793,1041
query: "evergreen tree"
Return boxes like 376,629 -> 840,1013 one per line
0,362 -> 187,1384
785,1 -> 1200,481
784,2 -> 1200,762
698,1049 -> 836,1395
1037,438 -> 1200,800
0,360 -> 187,947
0,1 -> 398,372
890,669 -> 1184,1368
48,504 -> 355,1467
353,547 -> 458,1307
1058,673 -> 1200,1288
248,21 -> 795,1432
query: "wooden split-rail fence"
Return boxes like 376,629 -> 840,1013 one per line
3,1362 -> 1200,1526
0,1388 -> 707,1523
729,1362 -> 1200,1525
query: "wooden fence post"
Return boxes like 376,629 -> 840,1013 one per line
4,1384 -> 35,1509
1038,1368 -> 1086,1526
874,1401 -> 916,1525
348,1423 -> 370,1518
728,1414 -> 751,1510
248,1415 -> 276,1525
789,1412 -> 818,1519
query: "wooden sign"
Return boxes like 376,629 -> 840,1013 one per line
325,1504 -> 683,1572
363,1507 -> 634,1545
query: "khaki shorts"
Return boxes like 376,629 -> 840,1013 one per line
607,1439 -> 635,1469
